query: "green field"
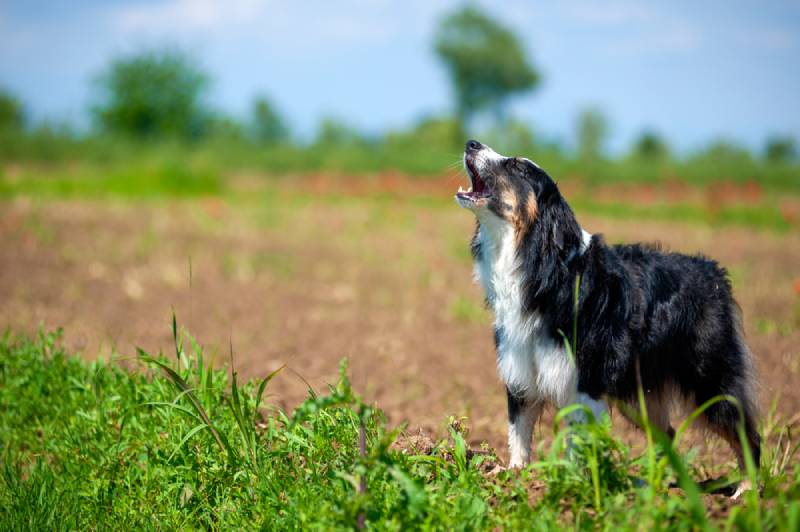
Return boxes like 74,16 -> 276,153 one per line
2,327 -> 798,530
2,154 -> 798,234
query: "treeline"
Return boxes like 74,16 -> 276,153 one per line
1,76 -> 797,191
0,5 -> 797,188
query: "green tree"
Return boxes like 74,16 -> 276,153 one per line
0,88 -> 24,131
633,130 -> 669,160
576,108 -> 609,160
702,140 -> 752,162
251,96 -> 289,143
434,6 -> 539,131
314,117 -> 363,147
208,115 -> 245,141
764,136 -> 796,163
92,49 -> 210,139
688,140 -> 754,176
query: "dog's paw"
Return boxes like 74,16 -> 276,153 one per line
486,460 -> 528,476
730,479 -> 754,501
485,464 -> 507,476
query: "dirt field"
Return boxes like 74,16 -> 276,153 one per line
2,182 -> 799,470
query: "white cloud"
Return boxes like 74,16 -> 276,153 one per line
110,0 -> 264,34
104,0 -> 438,52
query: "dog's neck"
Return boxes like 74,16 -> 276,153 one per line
473,208 -> 593,338
473,217 -> 518,309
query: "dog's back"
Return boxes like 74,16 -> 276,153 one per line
578,240 -> 760,470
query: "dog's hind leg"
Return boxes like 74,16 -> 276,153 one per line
506,388 -> 543,468
698,372 -> 760,500
699,310 -> 761,499
704,398 -> 761,500
613,392 -> 675,441
647,389 -> 676,440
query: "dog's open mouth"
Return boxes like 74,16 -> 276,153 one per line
456,157 -> 491,203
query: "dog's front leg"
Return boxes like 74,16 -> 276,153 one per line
507,388 -> 543,468
568,392 -> 608,425
561,392 -> 609,455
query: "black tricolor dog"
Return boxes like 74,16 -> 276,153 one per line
456,140 -> 760,498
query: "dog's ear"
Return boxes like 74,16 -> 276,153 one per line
539,185 -> 581,256
551,217 -> 567,251
520,188 -> 582,313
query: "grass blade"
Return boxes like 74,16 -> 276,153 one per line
255,364 -> 286,422
172,311 -> 180,363
167,423 -> 209,462
137,348 -> 236,463
141,401 -> 204,424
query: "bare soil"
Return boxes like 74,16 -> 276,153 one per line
2,184 -> 799,474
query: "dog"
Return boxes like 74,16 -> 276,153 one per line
455,140 -> 760,499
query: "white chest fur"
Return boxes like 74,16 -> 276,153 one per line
474,216 -> 577,407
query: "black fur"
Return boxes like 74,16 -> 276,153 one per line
475,154 -> 761,469
507,387 -> 525,424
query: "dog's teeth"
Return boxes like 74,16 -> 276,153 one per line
458,186 -> 464,193
468,187 -> 473,193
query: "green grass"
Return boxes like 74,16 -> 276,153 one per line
0,158 -> 221,199
1,327 -> 799,529
1,161 -> 796,233
568,196 -> 794,233
2,130 -> 799,190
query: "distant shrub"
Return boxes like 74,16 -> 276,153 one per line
314,116 -> 366,148
0,88 -> 24,131
91,49 -> 211,140
632,130 -> 670,160
251,95 -> 290,144
765,136 -> 797,164
576,108 -> 609,162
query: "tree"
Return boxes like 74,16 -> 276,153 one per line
314,117 -> 363,147
251,96 -> 289,143
764,136 -> 796,163
434,6 -> 539,131
633,130 -> 669,160
576,108 -> 609,161
207,115 -> 245,141
0,88 -> 24,131
92,49 -> 210,139
703,140 -> 752,162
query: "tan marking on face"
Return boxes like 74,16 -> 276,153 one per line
526,193 -> 538,221
500,188 -> 528,242
501,189 -> 518,212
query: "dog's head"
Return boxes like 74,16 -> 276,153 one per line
456,139 -> 586,312
456,139 -> 561,234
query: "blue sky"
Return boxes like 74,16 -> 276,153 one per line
1,0 -> 798,153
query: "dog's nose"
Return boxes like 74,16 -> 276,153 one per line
465,139 -> 483,152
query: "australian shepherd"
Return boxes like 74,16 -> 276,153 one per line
456,140 -> 760,498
